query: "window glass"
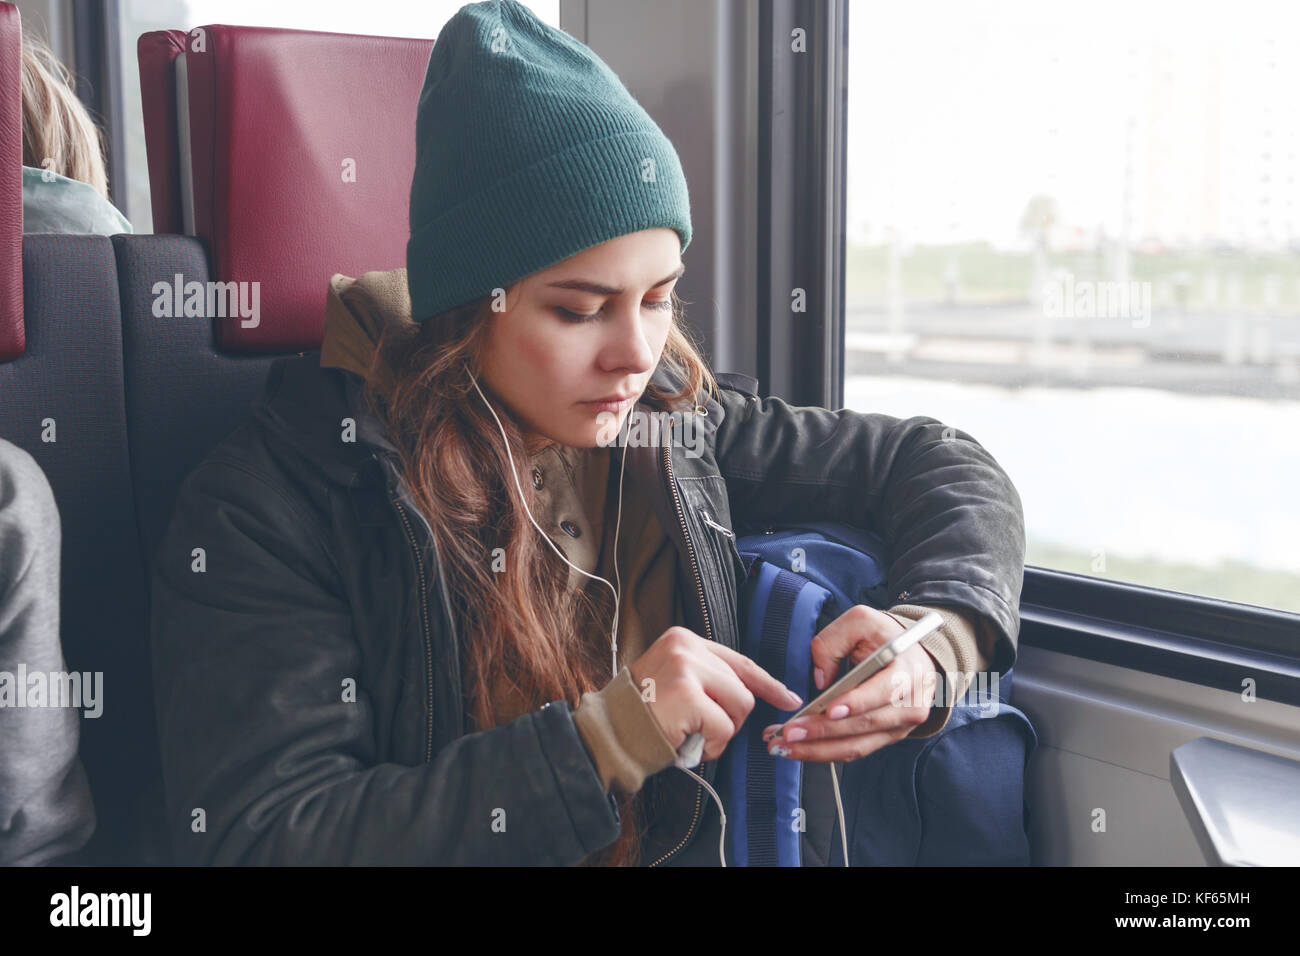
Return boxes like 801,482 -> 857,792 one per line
845,0 -> 1300,614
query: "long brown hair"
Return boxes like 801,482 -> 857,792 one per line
19,33 -> 112,199
364,281 -> 718,866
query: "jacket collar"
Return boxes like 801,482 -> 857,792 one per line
250,269 -> 416,489
250,352 -> 379,489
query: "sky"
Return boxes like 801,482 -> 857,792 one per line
845,0 -> 1300,248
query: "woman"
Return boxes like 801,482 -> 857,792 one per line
19,32 -> 132,234
150,0 -> 1023,866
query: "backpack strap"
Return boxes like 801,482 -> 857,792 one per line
720,554 -> 832,865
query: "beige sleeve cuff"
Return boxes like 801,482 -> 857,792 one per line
572,665 -> 679,796
885,603 -> 994,739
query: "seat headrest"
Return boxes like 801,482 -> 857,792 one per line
140,24 -> 435,354
137,29 -> 188,237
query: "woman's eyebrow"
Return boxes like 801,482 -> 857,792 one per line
547,263 -> 685,295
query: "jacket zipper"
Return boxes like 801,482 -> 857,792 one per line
648,437 -> 709,867
701,511 -> 735,538
390,493 -> 436,764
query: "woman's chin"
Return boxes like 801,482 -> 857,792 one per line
588,409 -> 632,448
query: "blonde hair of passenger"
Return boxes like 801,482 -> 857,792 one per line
20,32 -> 111,200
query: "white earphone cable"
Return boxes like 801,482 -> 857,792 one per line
468,369 -> 624,670
467,369 -> 846,867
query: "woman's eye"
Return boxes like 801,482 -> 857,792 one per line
555,307 -> 599,322
555,300 -> 673,323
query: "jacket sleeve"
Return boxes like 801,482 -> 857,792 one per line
711,385 -> 1025,677
0,439 -> 97,866
884,603 -> 997,738
150,457 -> 622,865
572,665 -> 679,795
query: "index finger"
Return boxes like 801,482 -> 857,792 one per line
701,641 -> 804,711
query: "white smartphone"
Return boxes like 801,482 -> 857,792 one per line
773,610 -> 944,730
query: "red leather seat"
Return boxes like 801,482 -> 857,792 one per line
138,24 -> 434,353
0,3 -> 23,361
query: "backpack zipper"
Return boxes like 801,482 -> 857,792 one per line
647,437 -> 708,867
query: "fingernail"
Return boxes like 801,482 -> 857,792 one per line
815,667 -> 825,690
785,689 -> 803,707
828,704 -> 850,720
762,727 -> 780,741
784,727 -> 807,742
770,745 -> 793,758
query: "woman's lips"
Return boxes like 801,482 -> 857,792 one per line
580,397 -> 631,413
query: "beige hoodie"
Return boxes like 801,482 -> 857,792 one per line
320,269 -> 997,798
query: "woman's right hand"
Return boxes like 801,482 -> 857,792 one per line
628,627 -> 804,762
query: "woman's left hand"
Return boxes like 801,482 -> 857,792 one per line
760,605 -> 939,762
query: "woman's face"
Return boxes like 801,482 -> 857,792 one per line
476,227 -> 684,450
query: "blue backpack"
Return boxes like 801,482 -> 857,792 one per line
716,521 -> 1037,866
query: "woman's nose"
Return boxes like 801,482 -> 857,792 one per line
606,306 -> 657,371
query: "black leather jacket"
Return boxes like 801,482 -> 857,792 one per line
149,354 -> 1025,866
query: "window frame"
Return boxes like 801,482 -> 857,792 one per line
1023,568 -> 1300,704
70,0 -> 128,214
757,0 -> 848,410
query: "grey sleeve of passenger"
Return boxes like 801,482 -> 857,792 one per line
0,438 -> 97,866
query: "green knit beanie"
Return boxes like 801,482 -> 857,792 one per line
406,0 -> 692,321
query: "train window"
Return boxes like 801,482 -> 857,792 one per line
114,0 -> 560,232
844,0 -> 1299,615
